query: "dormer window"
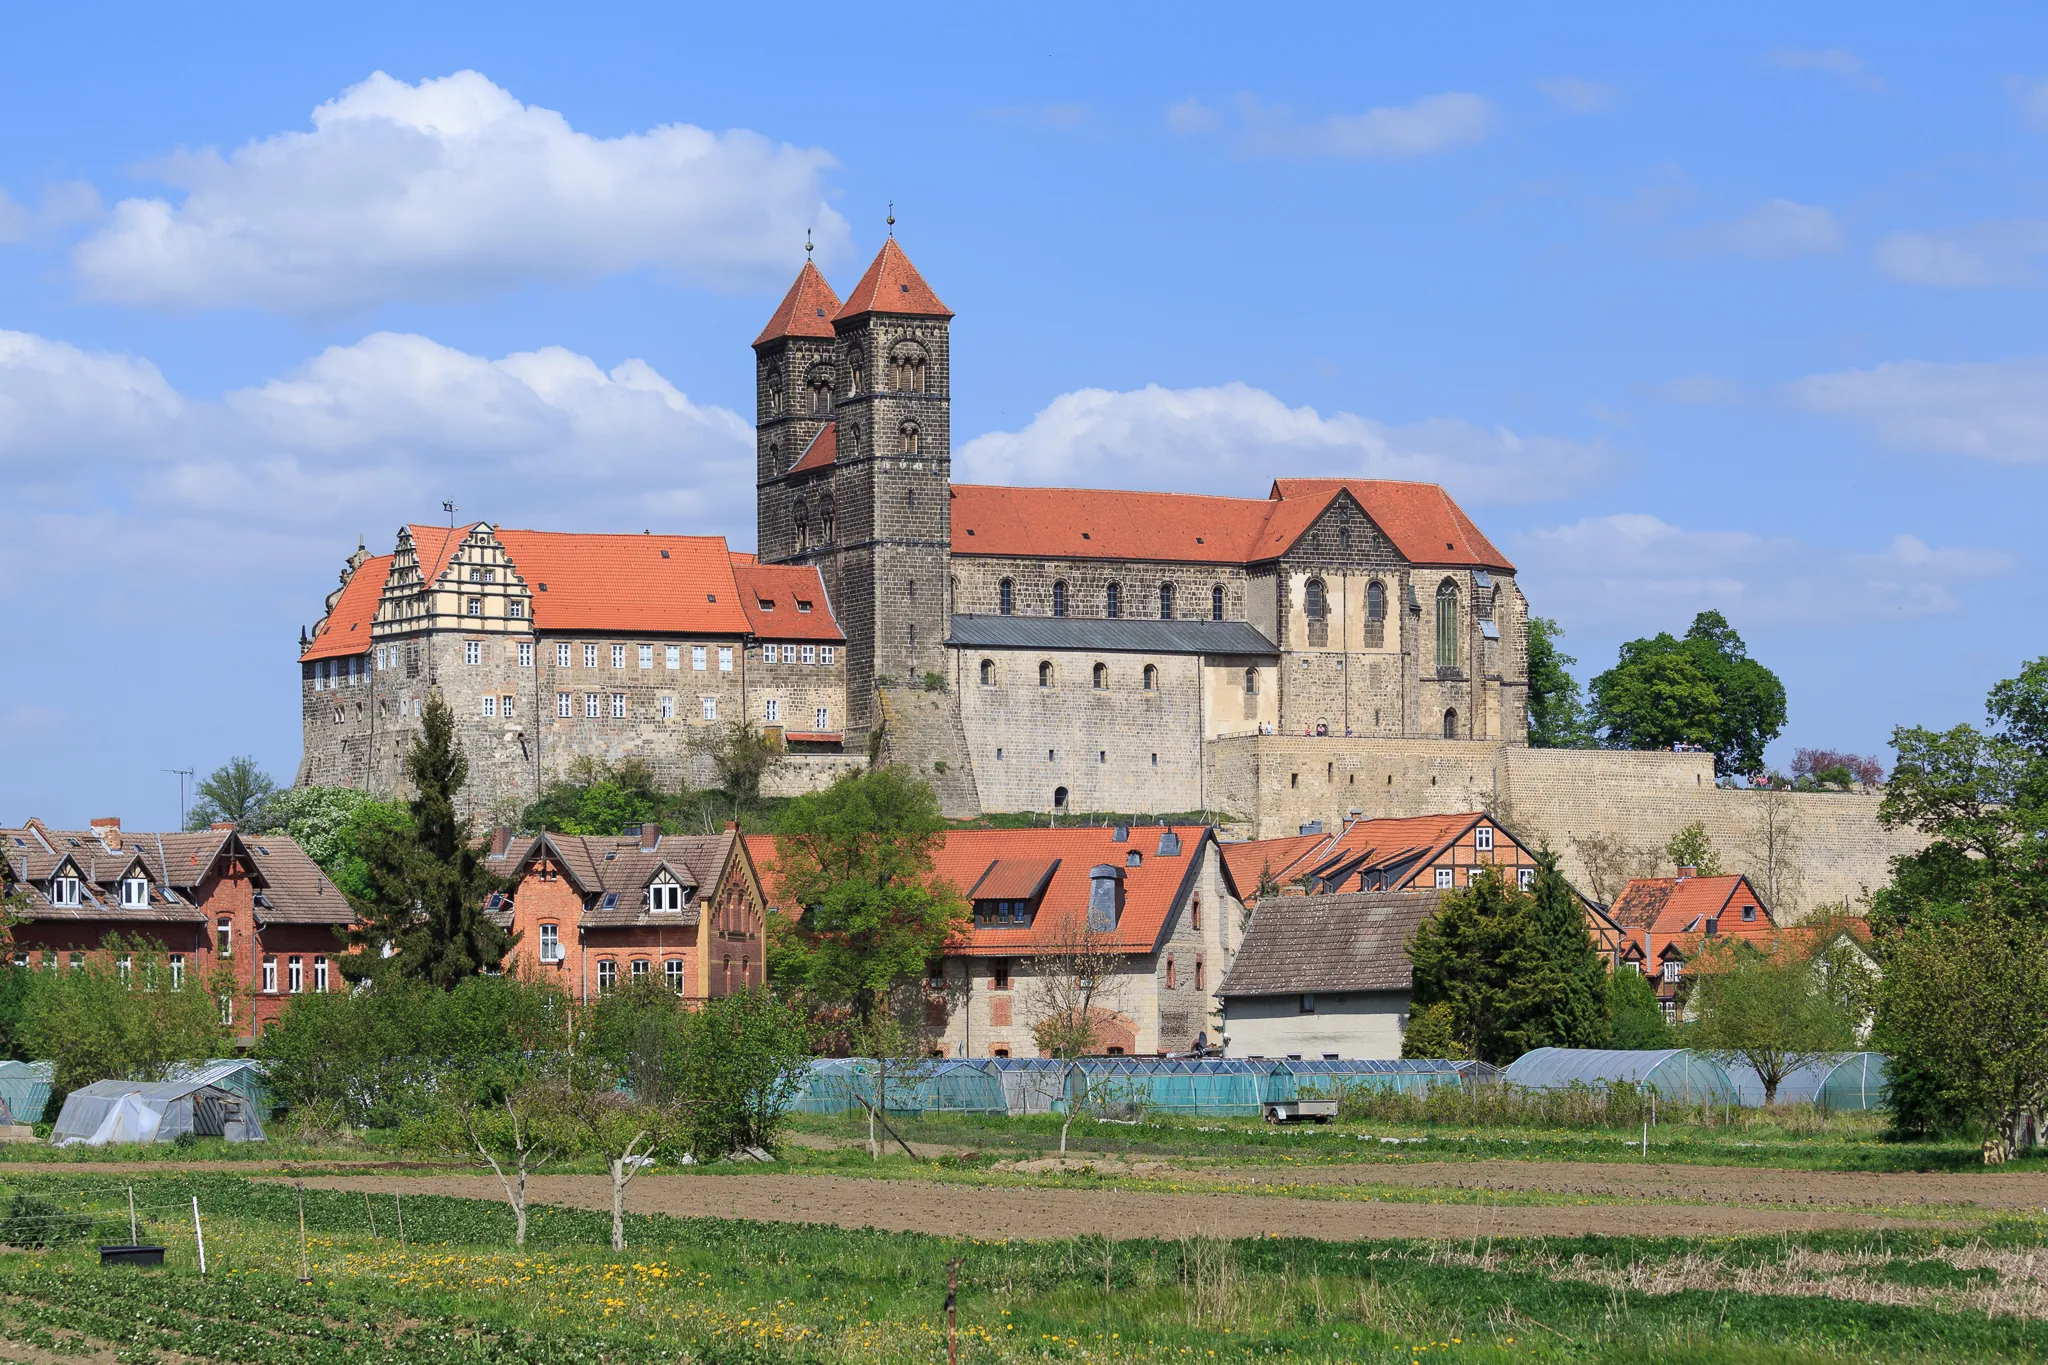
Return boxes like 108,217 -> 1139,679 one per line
121,876 -> 149,908
50,876 -> 81,907
974,898 -> 1032,927
648,878 -> 686,913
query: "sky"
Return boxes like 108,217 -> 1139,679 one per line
4,3 -> 2046,829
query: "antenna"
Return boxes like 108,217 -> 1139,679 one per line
163,768 -> 194,829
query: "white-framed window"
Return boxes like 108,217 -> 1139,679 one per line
217,918 -> 232,958
465,641 -> 482,666
169,954 -> 185,990
1518,867 -> 1535,888
261,956 -> 277,993
518,642 -> 533,668
666,645 -> 681,670
117,955 -> 131,984
1467,868 -> 1483,885
631,959 -> 650,982
50,876 -> 80,907
121,876 -> 148,908
482,696 -> 498,718
557,692 -> 573,717
1661,961 -> 1682,983
664,959 -> 685,992
557,643 -> 572,667
502,694 -> 515,717
822,646 -> 836,665
220,995 -> 233,1026
288,956 -> 304,993
815,706 -> 830,730
539,924 -> 562,963
692,646 -> 707,671
612,644 -> 627,668
508,599 -> 526,619
639,644 -> 654,669
610,693 -> 627,719
313,955 -> 328,992
585,693 -> 600,717
584,644 -> 599,668
701,697 -> 718,721
783,644 -> 799,664
1434,868 -> 1453,889
649,880 -> 684,912
1475,826 -> 1494,852
801,645 -> 816,664
718,647 -> 733,672
597,959 -> 617,993
765,698 -> 780,724
660,695 -> 675,720
467,598 -> 482,617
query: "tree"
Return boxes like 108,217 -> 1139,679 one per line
693,721 -> 786,808
1680,611 -> 1788,778
1792,749 -> 1884,789
1502,853 -> 1611,1055
1740,787 -> 1806,919
185,756 -> 278,831
1664,822 -> 1723,877
1685,936 -> 1857,1105
409,1055 -> 568,1247
1027,907 -> 1130,1154
520,757 -> 671,838
1567,830 -> 1662,906
21,937 -> 238,1104
343,692 -> 515,986
1526,616 -> 1591,748
1590,612 -> 1786,777
255,786 -> 409,902
1399,1001 -> 1467,1060
567,978 -> 696,1250
766,769 -> 970,1020
1607,967 -> 1674,1050
673,988 -> 812,1161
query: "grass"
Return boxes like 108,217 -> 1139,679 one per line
0,1171 -> 2045,1363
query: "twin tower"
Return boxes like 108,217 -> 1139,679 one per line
752,239 -> 955,739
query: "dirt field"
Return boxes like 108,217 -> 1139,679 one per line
288,1171 -> 1985,1243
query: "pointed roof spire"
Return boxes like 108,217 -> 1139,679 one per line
834,237 -> 952,322
753,259 -> 843,348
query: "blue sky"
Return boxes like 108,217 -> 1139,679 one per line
5,3 -> 2046,828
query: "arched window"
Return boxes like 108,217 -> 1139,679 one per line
1158,582 -> 1175,620
1435,579 -> 1460,669
1092,662 -> 1108,689
1243,667 -> 1259,696
1305,577 -> 1328,620
1053,786 -> 1070,810
898,422 -> 919,454
979,659 -> 995,686
765,366 -> 784,415
1211,584 -> 1225,621
1367,580 -> 1386,622
1105,582 -> 1121,618
1038,660 -> 1054,687
793,502 -> 809,551
999,578 -> 1014,615
1052,580 -> 1068,617
809,377 -> 833,415
1143,664 -> 1159,691
820,494 -> 835,543
891,352 -> 927,392
1339,526 -> 1352,550
1443,707 -> 1459,739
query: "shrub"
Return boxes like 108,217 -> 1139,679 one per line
0,1193 -> 91,1249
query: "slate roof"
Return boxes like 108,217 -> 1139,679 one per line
300,555 -> 394,662
753,260 -> 844,346
0,823 -> 348,924
948,615 -> 1277,656
497,831 -> 739,928
1217,891 -> 1443,997
734,564 -> 844,641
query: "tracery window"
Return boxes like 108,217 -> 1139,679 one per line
1436,579 -> 1460,670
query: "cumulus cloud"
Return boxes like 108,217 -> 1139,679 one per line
1537,77 -> 1620,113
1871,221 -> 2048,287
1673,199 -> 1842,259
1788,357 -> 2048,464
69,70 -> 849,314
1232,92 -> 1496,160
1514,514 -> 2010,629
956,382 -> 1614,506
1768,48 -> 1885,91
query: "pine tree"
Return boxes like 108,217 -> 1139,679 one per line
1502,852 -> 1611,1053
344,692 -> 514,986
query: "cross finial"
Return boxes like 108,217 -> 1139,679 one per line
804,228 -> 813,259
886,202 -> 895,236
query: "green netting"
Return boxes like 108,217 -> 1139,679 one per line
794,1059 -> 1009,1115
0,1060 -> 52,1126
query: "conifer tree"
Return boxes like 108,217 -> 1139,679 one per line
344,692 -> 514,986
1504,853 -> 1611,1054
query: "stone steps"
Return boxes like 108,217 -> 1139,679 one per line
876,684 -> 981,819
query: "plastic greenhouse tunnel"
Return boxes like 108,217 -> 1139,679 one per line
1500,1048 -> 1737,1106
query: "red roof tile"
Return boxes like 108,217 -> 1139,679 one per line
753,261 -> 843,347
492,530 -> 751,636
1220,833 -> 1333,898
409,523 -> 475,587
1270,479 -> 1514,571
1317,814 -> 1478,870
968,856 -> 1061,901
1608,874 -> 1772,937
789,421 -> 837,474
733,563 -> 845,641
834,238 -> 953,322
301,554 -> 393,662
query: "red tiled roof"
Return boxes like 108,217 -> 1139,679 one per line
301,554 -> 393,662
948,480 -> 1513,571
408,523 -> 475,587
968,856 -> 1061,901
492,530 -> 751,636
1608,874 -> 1770,936
733,564 -> 845,641
745,834 -> 791,911
1317,814 -> 1478,872
834,238 -> 953,322
789,421 -> 837,474
1220,833 -> 1333,899
782,731 -> 842,743
729,551 -> 758,566
753,261 -> 843,347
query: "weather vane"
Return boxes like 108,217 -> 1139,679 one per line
886,202 -> 895,236
804,227 -> 814,259
443,499 -> 459,529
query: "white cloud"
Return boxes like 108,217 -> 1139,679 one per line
956,382 -> 1614,505
1788,357 -> 2048,464
1514,514 -> 2010,629
1768,48 -> 1885,91
1674,199 -> 1842,259
1871,221 -> 2048,287
70,70 -> 849,314
1165,98 -> 1221,135
0,180 -> 101,245
1537,77 -> 1619,113
2010,76 -> 2048,130
1234,92 -> 1496,160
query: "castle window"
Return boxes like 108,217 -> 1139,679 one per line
1339,527 -> 1352,550
660,696 -> 675,719
1367,580 -> 1386,621
465,641 -> 482,666
1212,585 -> 1224,621
820,495 -> 835,542
1195,957 -> 1206,989
1000,579 -> 1015,616
719,647 -> 733,671
1143,664 -> 1159,691
809,378 -> 832,415
467,598 -> 481,616
1039,660 -> 1054,688
1243,667 -> 1259,696
692,646 -> 706,670
891,353 -> 926,392
585,693 -> 600,717
584,644 -> 599,668
815,705 -> 830,729
766,367 -> 784,415
702,697 -> 718,720
638,644 -> 654,669
1052,580 -> 1068,617
1443,707 -> 1458,739
1435,579 -> 1460,669
1159,583 -> 1175,619
765,698 -> 780,724
611,693 -> 627,719
482,695 -> 497,719
1305,577 -> 1328,621
980,659 -> 995,686
1093,662 -> 1108,689
666,645 -> 680,670
793,502 -> 809,551
801,644 -> 816,664
1053,786 -> 1069,810
558,643 -> 572,667
1105,582 -> 1121,618
519,642 -> 533,667
823,646 -> 835,664
557,692 -> 572,717
612,644 -> 627,669
899,422 -> 919,454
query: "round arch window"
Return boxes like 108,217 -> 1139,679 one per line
1443,708 -> 1459,739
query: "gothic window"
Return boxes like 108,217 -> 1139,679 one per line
1039,660 -> 1054,688
1243,667 -> 1259,696
820,495 -> 835,542
1365,579 -> 1387,647
1092,662 -> 1108,689
793,502 -> 809,551
979,659 -> 995,686
1443,707 -> 1459,739
1052,580 -> 1068,617
1000,578 -> 1014,615
1158,582 -> 1175,620
1435,579 -> 1460,670
1143,664 -> 1159,691
1105,582 -> 1121,618
1211,584 -> 1224,621
898,422 -> 919,454
1305,577 -> 1328,620
891,351 -> 927,392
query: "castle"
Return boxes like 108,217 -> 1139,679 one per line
297,239 -> 1915,911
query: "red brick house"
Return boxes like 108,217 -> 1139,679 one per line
1605,871 -> 1777,1018
0,818 -> 353,1039
490,824 -> 767,1002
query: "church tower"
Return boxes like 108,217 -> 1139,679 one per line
754,236 -> 954,740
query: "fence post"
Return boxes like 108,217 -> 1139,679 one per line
364,1190 -> 377,1240
191,1197 -> 207,1275
126,1186 -> 138,1246
296,1182 -> 311,1284
395,1193 -> 405,1249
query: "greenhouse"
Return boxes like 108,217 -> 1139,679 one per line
0,1061 -> 52,1126
1727,1053 -> 1889,1111
793,1059 -> 1009,1116
166,1059 -> 274,1116
51,1079 -> 267,1146
1501,1048 -> 1737,1106
1270,1059 -> 1500,1103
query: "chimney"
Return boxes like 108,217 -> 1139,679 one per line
210,821 -> 237,832
640,823 -> 660,851
1676,865 -> 1696,880
1087,864 -> 1125,932
90,817 -> 121,850
724,820 -> 739,832
490,826 -> 512,857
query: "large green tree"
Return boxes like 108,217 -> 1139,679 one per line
1685,936 -> 1859,1105
342,692 -> 514,986
1590,611 -> 1786,777
21,937 -> 238,1105
185,755 -> 279,831
254,786 -> 410,902
1526,616 -> 1591,748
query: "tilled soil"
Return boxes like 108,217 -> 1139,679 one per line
286,1172 -> 1978,1243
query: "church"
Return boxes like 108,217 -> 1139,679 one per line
297,237 -> 1532,825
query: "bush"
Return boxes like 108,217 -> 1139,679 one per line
674,989 -> 811,1159
1336,1080 -> 1655,1129
0,1193 -> 91,1249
